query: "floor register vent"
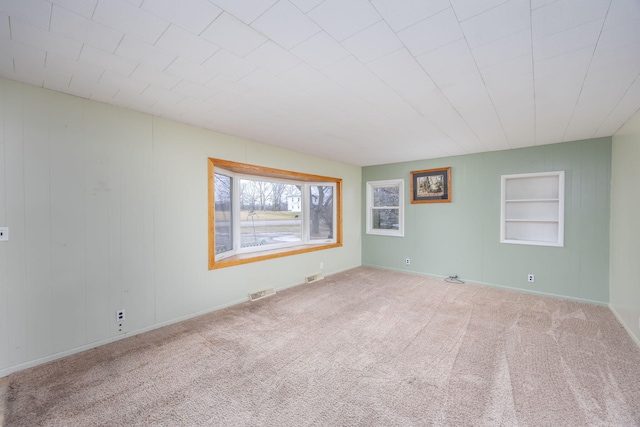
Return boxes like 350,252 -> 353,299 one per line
249,287 -> 276,302
305,273 -> 324,284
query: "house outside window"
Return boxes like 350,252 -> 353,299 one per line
366,179 -> 404,237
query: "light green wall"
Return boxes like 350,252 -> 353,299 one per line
0,78 -> 362,376
610,111 -> 640,346
363,138 -> 612,304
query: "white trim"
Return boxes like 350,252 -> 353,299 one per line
366,179 -> 404,237
500,171 -> 565,247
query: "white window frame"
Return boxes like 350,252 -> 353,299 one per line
215,168 -> 337,261
366,179 -> 404,237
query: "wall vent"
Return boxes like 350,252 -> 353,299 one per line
249,287 -> 275,302
305,273 -> 324,284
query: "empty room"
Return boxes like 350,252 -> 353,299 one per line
1,0 -> 639,425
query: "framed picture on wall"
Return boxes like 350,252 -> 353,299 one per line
410,167 -> 451,204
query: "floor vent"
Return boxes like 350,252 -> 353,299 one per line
305,273 -> 324,284
249,287 -> 275,302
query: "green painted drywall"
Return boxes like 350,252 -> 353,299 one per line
363,138 -> 612,304
610,111 -> 640,346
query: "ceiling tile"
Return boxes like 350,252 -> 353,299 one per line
397,8 -> 463,56
366,48 -> 421,81
565,67 -> 640,140
245,41 -> 301,75
251,0 -> 321,49
385,67 -> 437,101
141,84 -> 186,104
594,76 -> 640,136
154,25 -> 220,64
307,0 -> 381,41
0,0 -> 51,29
279,63 -> 331,90
51,0 -> 97,19
99,70 -> 148,94
116,36 -> 176,70
534,46 -> 592,80
429,60 -> 482,90
471,29 -> 531,69
202,49 -> 257,80
141,0 -> 222,34
290,31 -> 350,69
12,17 -> 83,60
206,74 -> 251,97
208,0 -> 278,25
594,19 -> 640,54
45,52 -> 104,83
533,19 -> 601,61
93,0 -> 169,45
480,54 -> 532,86
450,0 -> 511,22
495,101 -> 535,147
603,0 -> 640,29
130,64 -> 181,89
460,0 -> 530,48
531,0 -> 557,9
341,20 -> 402,63
289,0 -> 324,13
85,82 -> 119,103
79,45 -> 138,76
370,0 -> 449,32
440,81 -> 509,150
0,37 -> 46,66
43,70 -> 74,92
200,12 -> 267,57
164,57 -> 215,84
50,5 -> 123,52
172,79 -> 218,100
532,0 -> 609,40
417,39 -> 473,76
320,55 -> 375,87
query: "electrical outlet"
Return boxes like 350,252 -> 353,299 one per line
405,258 -> 411,266
116,309 -> 125,322
527,274 -> 535,283
0,227 -> 8,241
320,261 -> 324,270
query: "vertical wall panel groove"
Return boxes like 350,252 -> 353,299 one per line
0,78 -> 362,376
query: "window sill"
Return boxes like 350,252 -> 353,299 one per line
209,242 -> 342,270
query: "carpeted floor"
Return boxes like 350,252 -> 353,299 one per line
3,267 -> 640,426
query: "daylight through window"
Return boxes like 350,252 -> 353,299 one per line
366,179 -> 404,237
209,158 -> 342,269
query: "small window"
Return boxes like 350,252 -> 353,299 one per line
366,179 -> 404,237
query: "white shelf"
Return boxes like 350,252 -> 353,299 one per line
500,171 -> 565,247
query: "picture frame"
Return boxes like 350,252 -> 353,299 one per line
410,167 -> 451,204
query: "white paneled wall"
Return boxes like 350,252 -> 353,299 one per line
0,78 -> 362,376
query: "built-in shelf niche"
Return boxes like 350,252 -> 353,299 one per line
500,171 -> 565,247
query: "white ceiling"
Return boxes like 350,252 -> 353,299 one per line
1,0 -> 639,166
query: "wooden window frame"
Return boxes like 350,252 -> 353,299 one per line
208,158 -> 343,270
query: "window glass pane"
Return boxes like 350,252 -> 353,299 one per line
239,178 -> 302,248
309,185 -> 334,240
373,208 -> 399,230
214,173 -> 233,254
373,186 -> 399,207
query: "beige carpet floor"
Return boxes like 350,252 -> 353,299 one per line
3,267 -> 640,426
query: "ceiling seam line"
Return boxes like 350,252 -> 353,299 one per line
560,0 -> 613,142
